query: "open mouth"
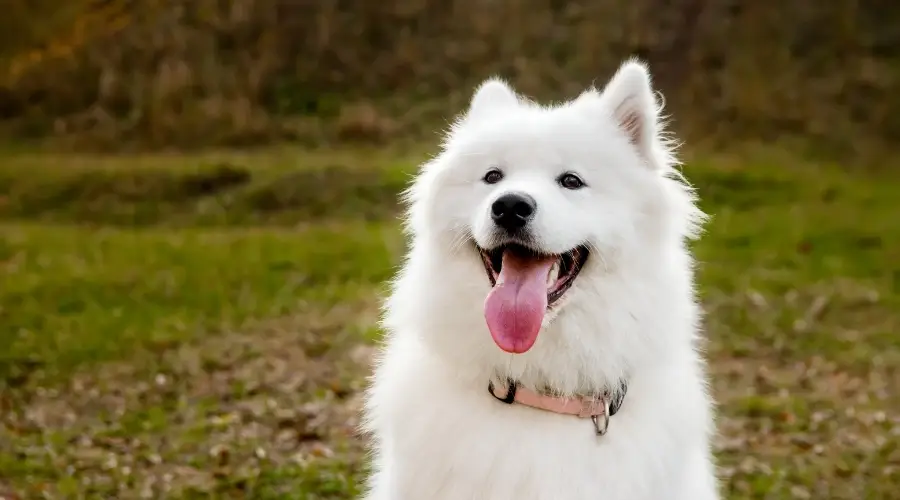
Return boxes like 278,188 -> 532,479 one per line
477,243 -> 590,354
479,243 -> 589,306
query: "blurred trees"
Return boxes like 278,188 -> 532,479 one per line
1,0 -> 898,152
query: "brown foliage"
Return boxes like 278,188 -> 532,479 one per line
1,0 -> 899,152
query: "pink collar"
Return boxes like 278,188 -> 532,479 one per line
488,378 -> 627,436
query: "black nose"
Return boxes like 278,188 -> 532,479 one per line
491,192 -> 536,231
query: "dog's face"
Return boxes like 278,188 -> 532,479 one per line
399,61 -> 701,369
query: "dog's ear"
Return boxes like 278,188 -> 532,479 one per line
597,60 -> 665,169
467,77 -> 518,119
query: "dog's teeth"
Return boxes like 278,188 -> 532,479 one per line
547,261 -> 559,286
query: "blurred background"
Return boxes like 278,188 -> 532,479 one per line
0,1 -> 897,498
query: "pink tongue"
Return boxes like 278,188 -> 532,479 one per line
484,251 -> 554,353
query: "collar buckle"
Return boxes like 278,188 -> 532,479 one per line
590,397 -> 611,436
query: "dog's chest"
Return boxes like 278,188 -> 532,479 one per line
377,381 -> 675,500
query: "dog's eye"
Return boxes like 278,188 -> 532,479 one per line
483,169 -> 504,184
558,173 -> 585,190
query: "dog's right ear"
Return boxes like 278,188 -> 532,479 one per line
467,78 -> 518,120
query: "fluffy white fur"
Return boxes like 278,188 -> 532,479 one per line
362,59 -> 719,500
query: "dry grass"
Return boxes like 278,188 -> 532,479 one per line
1,1 -> 899,155
2,303 -> 379,498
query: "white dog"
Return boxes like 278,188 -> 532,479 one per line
362,59 -> 719,500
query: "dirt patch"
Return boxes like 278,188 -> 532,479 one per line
1,299 -> 380,499
703,288 -> 900,498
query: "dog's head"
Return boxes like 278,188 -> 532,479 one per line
391,60 -> 704,386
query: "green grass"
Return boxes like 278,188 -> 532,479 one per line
0,223 -> 398,383
0,146 -> 898,499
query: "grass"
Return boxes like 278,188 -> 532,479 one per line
0,223 -> 398,383
0,145 -> 898,499
0,147 -> 415,226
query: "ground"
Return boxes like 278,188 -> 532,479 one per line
0,145 -> 897,499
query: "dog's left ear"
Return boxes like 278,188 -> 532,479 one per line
594,60 -> 665,170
